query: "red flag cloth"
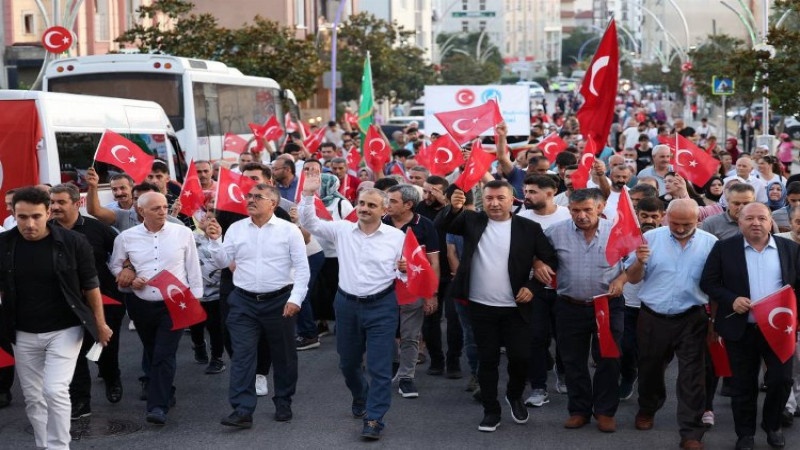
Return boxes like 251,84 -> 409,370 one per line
430,134 -> 465,176
94,130 -> 155,183
346,146 -> 362,172
751,285 -> 798,363
101,294 -> 123,306
663,134 -> 721,187
434,99 -> 503,145
215,167 -> 257,215
344,208 -> 358,223
391,163 -> 410,181
146,270 -> 207,330
605,188 -> 643,265
179,160 -> 206,216
575,19 -> 619,147
454,140 -> 495,192
252,115 -> 284,142
537,134 -> 569,163
314,196 -> 333,221
364,125 -> 392,174
345,112 -> 359,128
403,229 -> 438,299
571,137 -> 598,190
395,279 -> 418,305
304,126 -> 326,155
415,140 -> 434,170
285,112 -> 298,133
293,169 -> 306,203
0,100 -> 40,223
593,295 -> 620,358
0,347 -> 14,368
223,133 -> 248,155
708,336 -> 733,378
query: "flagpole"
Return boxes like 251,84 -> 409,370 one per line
213,166 -> 222,218
91,129 -> 108,170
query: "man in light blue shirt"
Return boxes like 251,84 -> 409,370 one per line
625,199 -> 717,449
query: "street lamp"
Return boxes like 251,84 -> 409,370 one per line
720,1 -> 757,45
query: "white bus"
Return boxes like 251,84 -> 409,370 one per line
43,54 -> 299,162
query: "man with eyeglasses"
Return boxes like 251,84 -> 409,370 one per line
205,184 -> 309,429
272,155 -> 300,202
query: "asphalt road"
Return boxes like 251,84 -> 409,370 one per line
0,317 -> 798,450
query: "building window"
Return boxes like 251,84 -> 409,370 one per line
479,0 -> 486,11
462,21 -> 469,32
479,21 -> 486,31
462,0 -> 468,11
23,12 -> 35,35
94,0 -> 110,41
295,0 -> 306,28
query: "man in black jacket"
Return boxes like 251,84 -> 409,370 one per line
0,187 -> 112,450
436,180 -> 558,432
701,202 -> 800,450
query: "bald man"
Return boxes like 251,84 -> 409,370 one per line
626,199 -> 718,450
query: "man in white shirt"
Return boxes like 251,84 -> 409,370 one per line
109,192 -> 202,425
603,165 -> 633,221
206,184 -> 309,429
298,170 -> 405,441
723,155 -> 768,203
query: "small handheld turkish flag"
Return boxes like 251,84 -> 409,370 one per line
314,196 -> 333,221
751,285 -> 798,363
179,160 -> 206,217
344,208 -> 358,223
593,295 -> 620,358
571,137 -> 598,190
304,126 -> 327,155
708,336 -> 732,378
223,133 -> 248,155
249,115 -> 283,153
537,133 -> 569,163
430,134 -> 465,176
454,140 -> 495,192
605,188 -> 643,265
346,146 -> 362,172
101,294 -> 123,306
434,99 -> 504,145
147,270 -> 207,330
391,163 -> 410,181
94,130 -> 155,183
215,167 -> 257,216
402,229 -> 438,299
0,347 -> 15,368
364,125 -> 391,174
415,140 -> 434,170
663,134 -> 721,187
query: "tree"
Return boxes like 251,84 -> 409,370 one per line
436,32 -> 503,85
335,13 -> 435,103
115,0 -> 325,101
763,0 -> 800,115
561,27 -> 599,69
635,58 -> 682,93
687,34 -> 760,108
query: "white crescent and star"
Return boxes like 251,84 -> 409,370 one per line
228,184 -> 244,203
166,285 -> 184,305
768,307 -> 795,332
580,153 -> 594,167
44,30 -> 70,49
543,142 -> 557,155
369,138 -> 386,153
456,90 -> 473,105
675,148 -> 695,167
452,118 -> 476,135
589,55 -> 610,96
410,245 -> 424,261
263,126 -> 279,138
110,145 -> 132,164
436,147 -> 454,164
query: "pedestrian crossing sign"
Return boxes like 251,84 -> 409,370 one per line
712,76 -> 734,95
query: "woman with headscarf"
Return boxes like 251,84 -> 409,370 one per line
766,181 -> 787,212
702,176 -> 724,204
318,173 -> 354,220
724,137 -> 740,164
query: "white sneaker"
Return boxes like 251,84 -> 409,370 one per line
554,371 -> 568,394
702,410 -> 714,427
255,374 -> 268,397
524,389 -> 550,407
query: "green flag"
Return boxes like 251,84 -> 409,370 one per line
357,53 -> 374,155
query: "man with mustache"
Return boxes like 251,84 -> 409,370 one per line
603,165 -> 633,221
626,199 -> 718,450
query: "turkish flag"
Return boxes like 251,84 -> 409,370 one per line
223,133 -> 248,155
345,112 -> 359,128
364,125 -> 391,174
605,188 -> 643,265
391,163 -> 409,181
0,100 -> 40,223
101,294 -> 123,306
571,137 -> 598,190
146,270 -> 207,330
403,229 -> 438,299
314,196 -> 333,221
344,208 -> 358,223
415,140 -> 434,170
94,130 -> 155,183
708,336 -> 732,378
575,19 -> 619,146
593,294 -> 620,358
293,169 -> 306,203
434,99 -> 504,145
454,140 -> 495,192
751,285 -> 798,363
303,126 -> 326,155
663,134 -> 721,187
537,134 -> 568,163
285,112 -> 298,134
249,115 -> 283,153
0,347 -> 13,368
179,160 -> 206,216
430,134 -> 465,176
215,167 -> 256,215
346,146 -> 362,172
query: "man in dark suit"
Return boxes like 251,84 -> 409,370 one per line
701,202 -> 800,450
436,180 -> 558,433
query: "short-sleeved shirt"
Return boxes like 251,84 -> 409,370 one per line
699,211 -> 740,240
382,213 -> 440,254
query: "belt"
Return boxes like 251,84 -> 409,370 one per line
641,304 -> 704,320
560,295 -> 595,307
235,285 -> 293,302
337,284 -> 395,303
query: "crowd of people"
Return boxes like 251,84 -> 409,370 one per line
0,107 -> 798,450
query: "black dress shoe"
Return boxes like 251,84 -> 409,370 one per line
780,409 -> 793,427
762,423 -> 785,448
0,391 -> 11,408
221,411 -> 253,429
105,378 -> 123,403
275,403 -> 292,422
735,436 -> 754,450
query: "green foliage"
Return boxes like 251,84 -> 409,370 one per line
687,34 -> 759,108
435,32 -> 503,85
635,57 -> 682,93
763,0 -> 800,115
561,27 -> 598,67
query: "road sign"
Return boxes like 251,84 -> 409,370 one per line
452,11 -> 496,18
712,76 -> 734,96
41,26 -> 73,53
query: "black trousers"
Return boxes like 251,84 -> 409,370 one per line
637,305 -> 707,441
311,258 -> 339,321
70,303 -> 125,404
190,299 -> 224,360
555,296 -> 624,418
725,324 -> 794,437
528,288 -> 563,389
220,270 -> 271,375
0,338 -> 13,393
468,301 -> 531,415
620,306 -> 640,382
423,280 -> 463,367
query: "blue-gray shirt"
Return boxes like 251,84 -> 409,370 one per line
545,218 -> 623,301
626,227 -> 717,315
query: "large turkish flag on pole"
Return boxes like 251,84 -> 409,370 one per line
751,285 -> 798,363
215,167 -> 256,215
146,270 -> 207,330
575,19 -> 619,147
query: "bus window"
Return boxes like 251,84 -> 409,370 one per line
193,82 -> 280,136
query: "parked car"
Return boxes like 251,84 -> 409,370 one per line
516,80 -> 546,98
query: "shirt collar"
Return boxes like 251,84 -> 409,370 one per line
247,214 -> 279,228
744,235 -> 777,250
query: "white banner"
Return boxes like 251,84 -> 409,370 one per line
424,85 -> 531,136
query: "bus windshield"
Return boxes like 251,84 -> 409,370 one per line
48,72 -> 184,131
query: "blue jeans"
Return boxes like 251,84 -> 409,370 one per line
453,300 -> 478,376
334,289 -> 398,426
297,251 -> 325,339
